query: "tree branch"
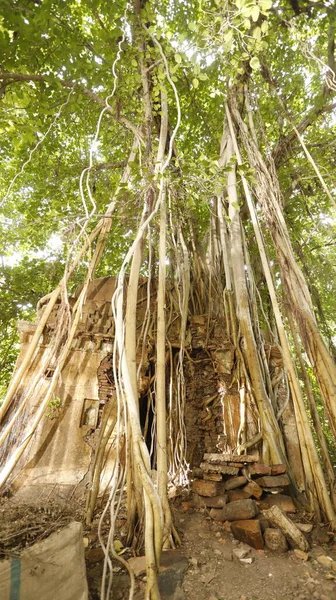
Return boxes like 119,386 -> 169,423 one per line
261,65 -> 336,167
0,72 -> 145,145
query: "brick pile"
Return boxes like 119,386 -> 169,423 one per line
192,453 -> 299,551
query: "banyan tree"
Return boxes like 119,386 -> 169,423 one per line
0,0 -> 336,598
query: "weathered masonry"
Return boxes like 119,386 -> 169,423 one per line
0,276 -> 277,500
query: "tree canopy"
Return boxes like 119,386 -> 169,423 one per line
0,2 -> 335,392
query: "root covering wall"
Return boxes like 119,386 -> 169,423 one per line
4,277 -> 262,499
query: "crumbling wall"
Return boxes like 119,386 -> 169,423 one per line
184,314 -> 260,468
5,277 -> 261,497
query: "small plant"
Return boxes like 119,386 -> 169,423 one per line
46,397 -> 62,420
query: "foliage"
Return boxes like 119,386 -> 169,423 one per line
0,0 -> 335,398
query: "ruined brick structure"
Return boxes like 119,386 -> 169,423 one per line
3,277 -> 261,500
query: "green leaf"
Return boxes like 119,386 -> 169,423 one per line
188,22 -> 197,31
259,0 -> 273,10
251,6 -> 260,21
114,540 -> 124,554
192,78 -> 199,89
175,53 -> 182,64
252,26 -> 262,40
249,56 -> 261,70
224,29 -> 233,44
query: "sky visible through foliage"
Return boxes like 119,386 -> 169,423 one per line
0,0 -> 335,396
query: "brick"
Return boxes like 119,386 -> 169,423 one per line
259,493 -> 296,513
264,528 -> 288,553
192,479 -> 222,497
201,495 -> 228,508
209,508 -> 226,521
203,473 -> 223,481
227,489 -> 251,502
243,481 -> 263,499
225,476 -> 248,490
230,519 -> 264,550
203,453 -> 257,463
248,463 -> 271,476
255,475 -> 290,488
200,463 -> 239,476
271,464 -> 287,476
210,499 -> 258,522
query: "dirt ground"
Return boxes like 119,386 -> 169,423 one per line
174,508 -> 336,600
86,503 -> 336,600
1,497 -> 336,600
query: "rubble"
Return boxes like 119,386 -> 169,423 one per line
262,506 -> 309,552
230,520 -> 264,550
294,549 -> 309,561
203,473 -> 223,481
200,495 -> 228,508
200,464 -> 239,476
259,493 -> 296,513
264,528 -> 288,553
203,453 -> 257,463
227,489 -> 251,502
192,480 -> 223,497
233,545 -> 251,559
248,464 -> 272,476
296,523 -> 313,533
243,480 -> 263,500
317,556 -> 333,569
271,465 -> 287,476
225,476 -> 248,490
210,499 -> 258,522
255,475 -> 290,488
191,452 -> 313,555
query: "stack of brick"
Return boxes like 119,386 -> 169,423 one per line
184,349 -> 225,468
192,453 -> 297,551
